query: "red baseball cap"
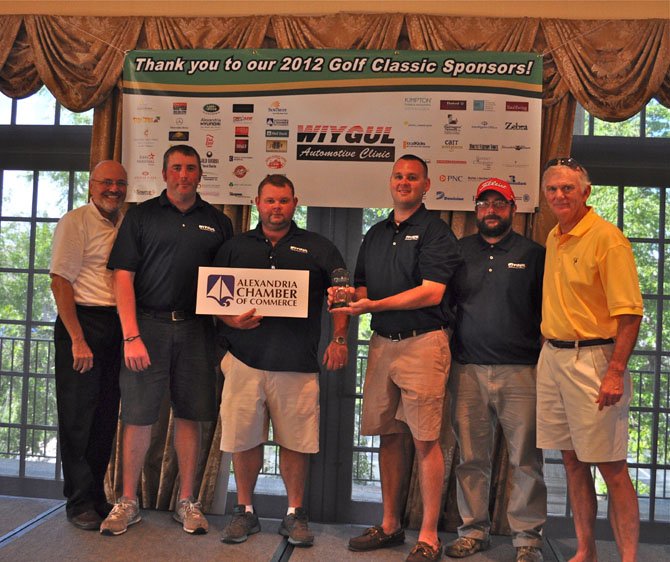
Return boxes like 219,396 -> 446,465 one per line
475,177 -> 516,203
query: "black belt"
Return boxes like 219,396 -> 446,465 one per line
375,326 -> 445,342
139,308 -> 196,322
548,338 -> 614,348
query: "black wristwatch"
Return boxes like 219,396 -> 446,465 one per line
332,336 -> 347,345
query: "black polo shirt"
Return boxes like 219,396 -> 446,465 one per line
107,190 -> 233,312
214,221 -> 345,373
451,231 -> 545,365
354,204 -> 462,333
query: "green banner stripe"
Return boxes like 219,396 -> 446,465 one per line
123,83 -> 543,99
123,76 -> 541,96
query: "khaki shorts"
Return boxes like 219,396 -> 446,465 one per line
361,329 -> 450,441
536,342 -> 630,463
219,352 -> 319,454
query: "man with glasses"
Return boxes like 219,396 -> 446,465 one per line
50,160 -> 128,530
445,178 -> 546,562
335,154 -> 462,562
538,158 -> 642,562
102,145 -> 233,536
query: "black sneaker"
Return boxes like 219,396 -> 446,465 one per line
220,505 -> 260,543
278,507 -> 314,547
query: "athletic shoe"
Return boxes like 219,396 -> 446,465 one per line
99,497 -> 141,536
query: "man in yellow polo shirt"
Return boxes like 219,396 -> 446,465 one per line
538,158 -> 642,562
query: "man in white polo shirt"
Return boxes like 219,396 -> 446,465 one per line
50,160 -> 127,530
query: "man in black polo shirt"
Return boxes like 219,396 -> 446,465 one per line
102,145 -> 232,537
339,155 -> 461,562
216,174 -> 348,548
445,178 -> 546,562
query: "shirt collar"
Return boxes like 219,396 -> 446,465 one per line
552,207 -> 596,239
87,201 -> 124,225
158,189 -> 205,213
249,220 -> 301,243
476,229 -> 515,251
386,203 -> 429,229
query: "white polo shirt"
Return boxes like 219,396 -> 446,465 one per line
50,202 -> 123,306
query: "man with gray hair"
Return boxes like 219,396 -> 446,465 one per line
50,160 -> 128,530
538,158 -> 642,562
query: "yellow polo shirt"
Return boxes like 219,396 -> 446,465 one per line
541,208 -> 643,340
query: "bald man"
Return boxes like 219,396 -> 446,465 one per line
50,160 -> 128,530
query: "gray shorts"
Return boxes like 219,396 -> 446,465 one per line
120,313 -> 217,425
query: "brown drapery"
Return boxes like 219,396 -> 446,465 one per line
0,12 -> 668,525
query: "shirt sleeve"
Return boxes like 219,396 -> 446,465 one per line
50,212 -> 84,283
107,205 -> 142,271
418,220 -> 462,285
599,240 -> 644,317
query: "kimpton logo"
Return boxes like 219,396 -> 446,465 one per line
207,275 -> 235,306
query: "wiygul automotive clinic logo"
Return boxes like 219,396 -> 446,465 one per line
296,124 -> 396,162
207,275 -> 235,307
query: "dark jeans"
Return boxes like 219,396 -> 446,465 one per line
54,306 -> 121,517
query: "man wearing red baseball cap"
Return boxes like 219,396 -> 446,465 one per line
446,178 -> 547,562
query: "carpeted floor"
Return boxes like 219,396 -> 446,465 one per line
0,495 -> 63,538
0,497 -> 668,562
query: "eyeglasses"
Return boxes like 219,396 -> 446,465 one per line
475,199 -> 512,210
543,157 -> 584,172
91,178 -> 128,188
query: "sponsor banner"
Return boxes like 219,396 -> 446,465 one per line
123,48 -> 542,211
196,267 -> 309,318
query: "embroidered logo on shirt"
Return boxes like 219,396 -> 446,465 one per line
405,235 -> 419,241
507,262 -> 526,269
290,245 -> 308,254
199,225 -> 216,233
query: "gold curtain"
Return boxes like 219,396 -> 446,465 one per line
541,19 -> 670,121
272,13 -> 404,49
0,11 -> 669,524
0,16 -> 41,97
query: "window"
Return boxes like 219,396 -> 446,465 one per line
0,88 -> 92,495
351,208 -> 389,502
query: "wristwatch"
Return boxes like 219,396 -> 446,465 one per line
332,336 -> 347,345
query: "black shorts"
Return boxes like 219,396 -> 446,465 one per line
119,313 -> 217,425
